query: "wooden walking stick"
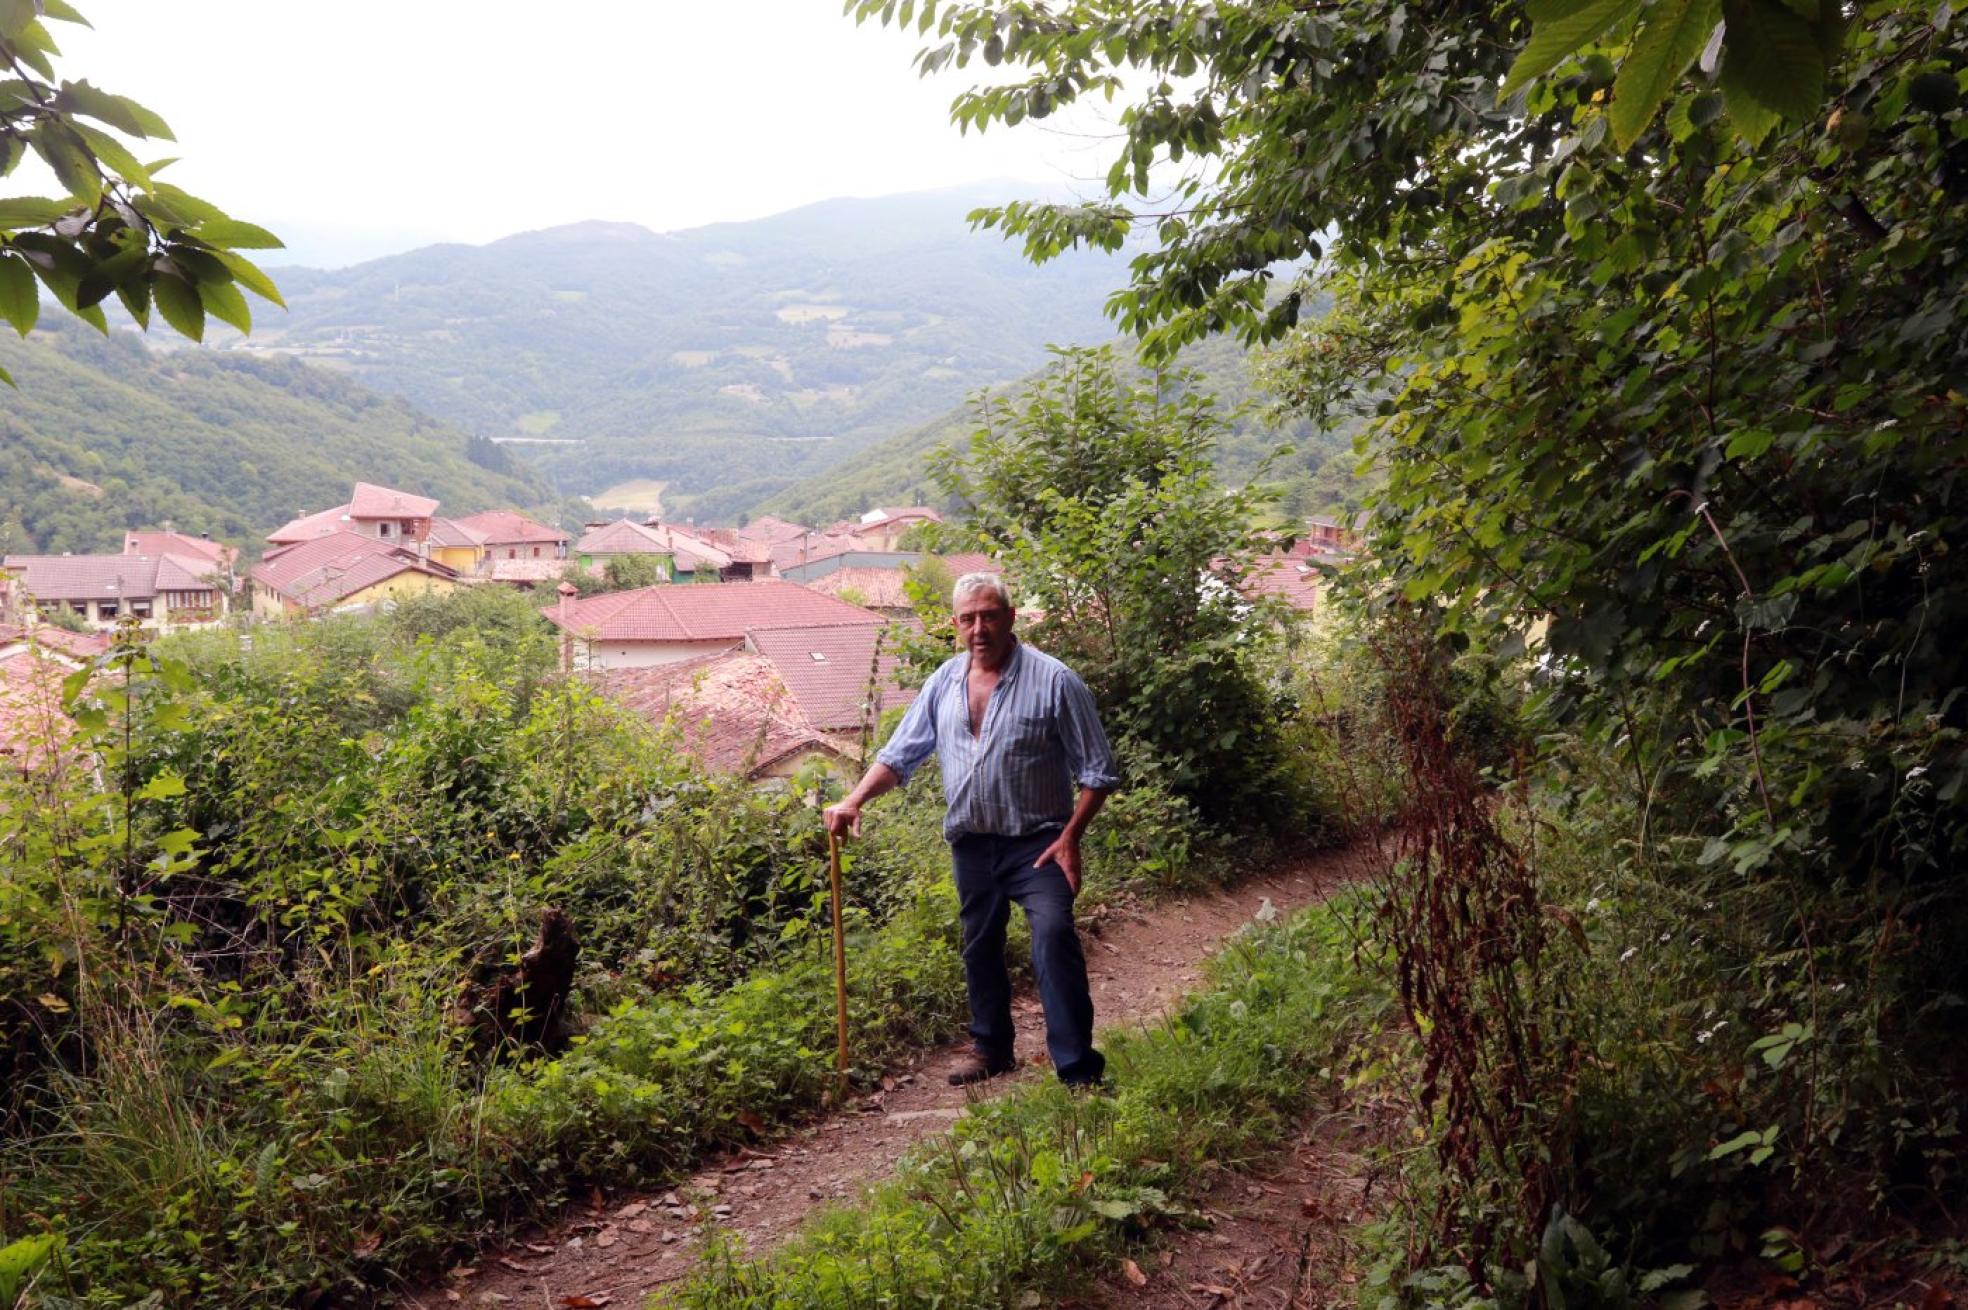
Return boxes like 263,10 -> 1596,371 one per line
828,830 -> 850,1102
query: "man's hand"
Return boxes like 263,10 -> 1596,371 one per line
823,802 -> 863,839
1034,831 -> 1084,895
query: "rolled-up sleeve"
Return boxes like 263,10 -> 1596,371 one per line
1055,669 -> 1121,791
875,670 -> 942,784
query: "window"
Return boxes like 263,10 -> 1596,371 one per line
507,548 -> 517,559
532,546 -> 540,558
378,522 -> 392,538
131,601 -> 152,619
98,601 -> 118,620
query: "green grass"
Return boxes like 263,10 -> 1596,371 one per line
665,891 -> 1396,1309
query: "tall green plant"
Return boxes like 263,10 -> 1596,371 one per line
930,346 -> 1292,824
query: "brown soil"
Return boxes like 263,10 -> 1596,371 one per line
1081,1095 -> 1405,1310
398,843 -> 1374,1309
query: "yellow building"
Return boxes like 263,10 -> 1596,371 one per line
425,517 -> 489,574
250,531 -> 462,618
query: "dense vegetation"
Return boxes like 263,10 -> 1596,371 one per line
0,527 -> 1331,1305
924,346 -> 1316,826
838,0 -> 1968,1301
0,320 -> 551,555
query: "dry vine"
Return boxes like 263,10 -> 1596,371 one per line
1367,618 -> 1579,1289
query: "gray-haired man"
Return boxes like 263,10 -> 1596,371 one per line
824,572 -> 1120,1086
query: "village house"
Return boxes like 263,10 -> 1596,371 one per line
249,531 -> 460,618
541,578 -> 885,670
1293,514 -> 1366,555
1,551 -> 230,630
123,529 -> 238,589
0,620 -> 114,768
421,517 -> 491,575
0,640 -> 76,771
823,506 -> 943,552
267,481 -> 441,549
573,519 -> 737,583
733,515 -> 812,551
266,482 -> 569,591
453,509 -> 570,565
589,613 -> 911,781
780,547 -> 996,617
1243,553 -> 1327,616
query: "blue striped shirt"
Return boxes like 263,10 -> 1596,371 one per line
877,640 -> 1121,841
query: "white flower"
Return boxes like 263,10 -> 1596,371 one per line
1908,765 -> 1928,780
1586,897 -> 1602,912
1619,946 -> 1638,963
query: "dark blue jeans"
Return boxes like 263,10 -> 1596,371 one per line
949,828 -> 1105,1084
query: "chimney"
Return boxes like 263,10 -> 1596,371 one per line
556,581 -> 578,674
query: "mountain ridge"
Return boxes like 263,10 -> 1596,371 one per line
214,185 -> 1134,506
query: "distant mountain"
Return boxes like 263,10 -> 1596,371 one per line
0,320 -> 551,556
221,186 -> 1132,511
727,328 -> 1367,529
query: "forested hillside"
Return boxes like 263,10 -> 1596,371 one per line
0,321 -> 550,555
227,187 -> 1129,506
732,325 -> 1365,526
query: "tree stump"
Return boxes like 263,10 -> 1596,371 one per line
469,907 -> 580,1053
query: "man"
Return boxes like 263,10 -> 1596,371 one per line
824,572 -> 1121,1087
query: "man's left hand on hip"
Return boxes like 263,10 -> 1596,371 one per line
1034,832 -> 1083,895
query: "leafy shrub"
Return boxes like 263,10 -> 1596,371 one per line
0,588 -> 1249,1307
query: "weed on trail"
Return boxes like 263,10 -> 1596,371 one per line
665,894 -> 1397,1310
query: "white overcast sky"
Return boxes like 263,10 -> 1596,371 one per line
53,1 -> 1128,265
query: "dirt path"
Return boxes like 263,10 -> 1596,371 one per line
402,844 -> 1372,1309
1082,1094 -> 1403,1310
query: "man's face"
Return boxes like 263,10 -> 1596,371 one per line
954,592 -> 1016,667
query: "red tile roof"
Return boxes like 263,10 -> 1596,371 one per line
736,515 -> 813,546
698,527 -> 774,565
0,647 -> 74,768
642,523 -> 733,572
1243,553 -> 1323,613
153,556 -> 213,592
267,502 -> 353,544
0,553 -> 220,602
578,519 -> 735,572
33,626 -> 112,659
747,622 -> 912,731
0,623 -> 111,660
933,552 -> 998,578
542,579 -> 880,644
349,481 -> 439,519
807,567 -> 914,610
251,531 -> 454,610
577,519 -> 672,557
426,516 -> 488,549
123,531 -> 234,570
769,532 -> 860,572
453,509 -> 568,546
593,653 -> 845,776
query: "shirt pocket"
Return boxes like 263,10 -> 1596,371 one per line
1001,710 -> 1055,759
